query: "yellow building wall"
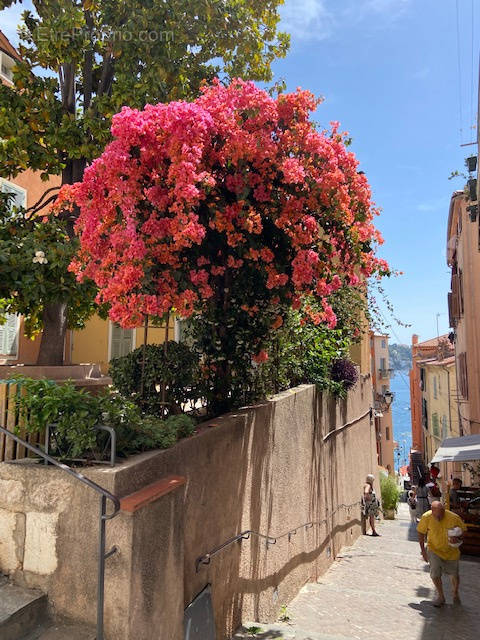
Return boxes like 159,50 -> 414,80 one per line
423,363 -> 459,477
70,315 -> 176,374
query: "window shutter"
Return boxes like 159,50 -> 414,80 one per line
110,324 -> 134,359
0,314 -> 19,357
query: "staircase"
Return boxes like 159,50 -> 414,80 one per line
0,577 -> 95,640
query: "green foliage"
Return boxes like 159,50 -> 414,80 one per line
278,604 -> 290,622
101,394 -> 196,456
380,474 -> 400,512
0,0 -> 289,180
13,376 -> 101,458
388,343 -> 412,372
109,341 -> 202,416
252,289 -> 366,402
0,200 -> 100,335
5,376 -> 196,461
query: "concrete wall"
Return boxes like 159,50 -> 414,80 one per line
0,380 -> 376,640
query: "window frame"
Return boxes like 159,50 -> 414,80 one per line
1,178 -> 27,211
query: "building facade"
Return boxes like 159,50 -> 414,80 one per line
370,332 -> 394,474
447,191 -> 480,436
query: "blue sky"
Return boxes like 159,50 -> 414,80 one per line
1,0 -> 478,344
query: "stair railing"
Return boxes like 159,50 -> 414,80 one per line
195,500 -> 362,572
0,426 -> 120,640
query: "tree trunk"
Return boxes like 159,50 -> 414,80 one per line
37,302 -> 68,365
35,158 -> 85,365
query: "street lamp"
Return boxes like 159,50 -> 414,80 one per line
383,390 -> 394,408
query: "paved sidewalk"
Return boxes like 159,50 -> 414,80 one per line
234,503 -> 480,640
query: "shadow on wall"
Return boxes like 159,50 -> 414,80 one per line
179,380 -> 375,638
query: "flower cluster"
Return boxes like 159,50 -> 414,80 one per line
66,78 -> 389,347
32,250 -> 48,265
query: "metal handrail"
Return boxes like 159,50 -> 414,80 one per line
45,423 -> 117,468
0,426 -> 120,640
195,500 -> 362,572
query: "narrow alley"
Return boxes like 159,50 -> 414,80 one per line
235,504 -> 480,640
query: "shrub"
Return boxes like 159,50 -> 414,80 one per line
109,341 -> 202,416
380,474 -> 400,512
330,358 -> 359,390
7,377 -> 196,462
14,377 -> 101,459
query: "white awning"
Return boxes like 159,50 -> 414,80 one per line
431,434 -> 480,463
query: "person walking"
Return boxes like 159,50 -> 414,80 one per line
407,489 -> 417,523
362,473 -> 380,536
416,476 -> 430,519
417,501 -> 467,607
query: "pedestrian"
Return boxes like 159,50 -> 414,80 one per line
362,473 -> 380,537
417,501 -> 467,607
407,489 -> 417,523
427,482 -> 442,506
416,476 -> 430,519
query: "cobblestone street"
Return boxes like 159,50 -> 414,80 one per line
235,504 -> 480,640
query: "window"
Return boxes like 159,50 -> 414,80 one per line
441,415 -> 448,439
0,314 -> 19,358
0,52 -> 14,82
380,357 -> 386,370
420,368 -> 426,391
433,376 -> 437,399
432,413 -> 439,437
381,339 -> 386,349
458,270 -> 464,315
386,426 -> 390,441
458,352 -> 468,399
109,323 -> 135,360
382,384 -> 388,395
1,179 -> 26,213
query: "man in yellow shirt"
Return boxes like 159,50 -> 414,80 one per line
417,501 -> 467,607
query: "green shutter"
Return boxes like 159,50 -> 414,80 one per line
110,324 -> 134,359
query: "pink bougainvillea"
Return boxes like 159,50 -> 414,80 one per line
62,78 -> 388,334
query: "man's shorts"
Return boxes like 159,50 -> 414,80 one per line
427,550 -> 459,579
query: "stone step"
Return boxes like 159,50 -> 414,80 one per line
21,620 -> 96,640
0,581 -> 48,640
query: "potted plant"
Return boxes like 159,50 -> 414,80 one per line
380,474 -> 400,520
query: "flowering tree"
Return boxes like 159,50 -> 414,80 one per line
0,194 -> 98,341
67,79 -> 389,413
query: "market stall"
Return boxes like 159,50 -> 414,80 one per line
431,434 -> 480,555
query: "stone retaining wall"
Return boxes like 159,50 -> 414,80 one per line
0,379 -> 377,640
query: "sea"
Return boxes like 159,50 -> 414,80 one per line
390,369 -> 412,472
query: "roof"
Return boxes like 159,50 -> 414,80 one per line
0,30 -> 21,62
426,355 -> 456,367
417,335 -> 450,348
431,434 -> 480,463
